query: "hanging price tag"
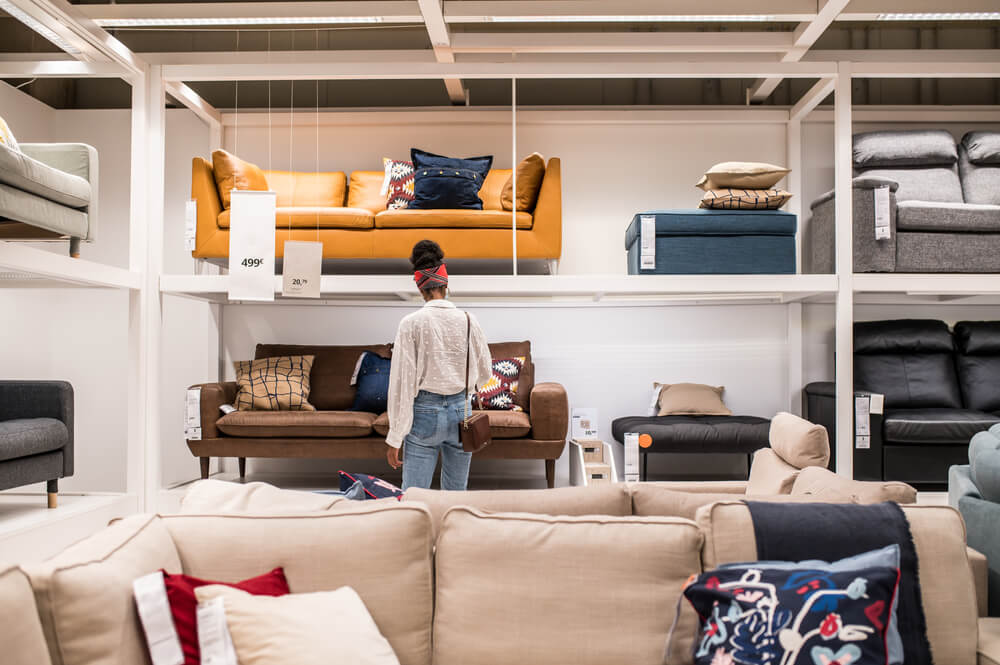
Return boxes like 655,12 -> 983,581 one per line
184,387 -> 202,441
874,186 -> 891,240
639,215 -> 656,270
624,432 -> 640,482
184,200 -> 197,251
282,240 -> 323,299
228,190 -> 276,301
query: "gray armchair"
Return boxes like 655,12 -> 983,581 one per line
0,381 -> 74,508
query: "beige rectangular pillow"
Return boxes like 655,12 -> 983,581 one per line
696,161 -> 790,190
699,188 -> 792,210
656,382 -> 732,416
233,355 -> 316,411
433,507 -> 703,665
0,563 -> 52,665
195,585 -> 399,665
162,503 -> 433,665
746,447 -> 800,495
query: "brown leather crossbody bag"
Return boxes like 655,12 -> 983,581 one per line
460,312 -> 491,453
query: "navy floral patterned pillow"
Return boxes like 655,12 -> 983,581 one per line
682,564 -> 899,665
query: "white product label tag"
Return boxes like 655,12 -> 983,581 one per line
184,426 -> 202,441
184,200 -> 197,251
219,404 -> 236,415
228,190 -> 276,302
639,215 -> 656,270
869,393 -> 885,415
197,598 -> 238,665
281,240 -> 323,299
185,388 -> 201,428
874,186 -> 891,240
854,395 -> 871,436
571,408 -> 599,439
133,572 -> 184,665
856,435 -> 871,450
624,432 -> 640,482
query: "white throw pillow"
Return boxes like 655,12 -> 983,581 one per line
696,161 -> 790,190
195,584 -> 400,665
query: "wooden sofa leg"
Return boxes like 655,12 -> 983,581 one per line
545,459 -> 556,488
200,457 -> 210,480
238,457 -> 247,480
69,237 -> 81,258
47,479 -> 58,509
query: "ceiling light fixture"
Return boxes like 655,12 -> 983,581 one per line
93,16 -> 396,28
876,12 -> 1000,20
484,14 -> 777,23
0,0 -> 82,54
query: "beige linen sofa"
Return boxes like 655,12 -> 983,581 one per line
4,476 -> 996,665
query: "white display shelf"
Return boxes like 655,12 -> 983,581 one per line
0,241 -> 141,290
852,274 -> 1000,304
159,273 -> 838,305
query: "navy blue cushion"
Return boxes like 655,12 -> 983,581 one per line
410,148 -> 493,210
338,471 -> 403,500
682,561 -> 899,665
350,351 -> 390,413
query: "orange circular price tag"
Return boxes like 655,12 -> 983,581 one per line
638,433 -> 653,449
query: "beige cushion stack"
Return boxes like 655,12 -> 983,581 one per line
696,161 -> 792,210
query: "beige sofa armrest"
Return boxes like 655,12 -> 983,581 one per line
528,382 -> 568,441
0,563 -> 51,665
981,618 -> 1000,665
190,382 -> 238,439
19,142 -> 99,241
969,546 -> 990,618
531,157 -> 561,259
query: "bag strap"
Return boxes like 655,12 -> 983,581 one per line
464,311 -> 471,422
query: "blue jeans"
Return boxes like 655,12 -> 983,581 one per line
402,390 -> 472,491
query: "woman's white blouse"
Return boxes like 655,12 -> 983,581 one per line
386,299 -> 493,448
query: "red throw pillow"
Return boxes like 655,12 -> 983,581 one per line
163,567 -> 290,665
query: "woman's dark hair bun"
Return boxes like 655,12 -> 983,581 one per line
410,239 -> 445,271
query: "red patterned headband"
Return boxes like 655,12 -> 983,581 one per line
414,263 -> 448,290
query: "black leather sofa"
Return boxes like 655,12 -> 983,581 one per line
805,319 -> 1000,486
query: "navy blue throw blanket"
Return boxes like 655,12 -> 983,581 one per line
745,501 -> 933,665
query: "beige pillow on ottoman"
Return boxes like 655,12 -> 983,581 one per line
696,161 -> 790,191
195,584 -> 400,665
656,382 -> 732,416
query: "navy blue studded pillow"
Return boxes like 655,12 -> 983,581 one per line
410,148 -> 493,210
349,351 -> 391,413
680,563 -> 899,665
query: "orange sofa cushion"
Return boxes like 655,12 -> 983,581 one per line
347,171 -> 388,212
263,171 -> 347,207
480,169 -> 510,211
212,150 -> 268,209
218,207 -> 374,229
374,208 -> 532,229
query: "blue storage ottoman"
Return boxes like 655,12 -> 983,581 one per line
625,209 -> 797,274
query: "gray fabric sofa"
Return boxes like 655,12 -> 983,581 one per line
950,424 -> 1000,616
0,381 -> 74,508
0,142 -> 98,256
808,129 -> 1000,273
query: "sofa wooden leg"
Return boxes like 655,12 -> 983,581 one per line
69,237 -> 81,258
47,479 -> 58,509
238,457 -> 247,480
545,459 -> 556,488
200,457 -> 210,480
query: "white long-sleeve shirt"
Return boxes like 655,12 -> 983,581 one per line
386,299 -> 493,448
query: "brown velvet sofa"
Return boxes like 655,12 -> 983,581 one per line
187,341 -> 569,487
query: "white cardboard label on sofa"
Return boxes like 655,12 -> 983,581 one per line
624,432 -> 640,482
197,598 -> 238,665
855,434 -> 871,450
571,407 -> 598,439
869,393 -> 885,415
874,186 -> 891,240
185,387 -> 201,428
133,572 -> 184,665
282,240 -> 323,299
228,190 -> 276,301
639,215 -> 656,269
854,395 -> 870,436
184,200 -> 197,251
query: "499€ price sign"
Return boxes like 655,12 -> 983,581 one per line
228,190 -> 277,302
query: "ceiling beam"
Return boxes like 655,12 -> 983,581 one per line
789,78 -> 835,120
443,0 -> 818,23
838,0 -> 1000,20
143,50 -> 437,66
806,49 -> 1000,62
416,0 -> 467,104
450,31 -> 795,54
77,1 -> 423,26
164,80 -> 222,126
748,0 -> 850,103
4,0 -> 145,76
0,60 -> 127,77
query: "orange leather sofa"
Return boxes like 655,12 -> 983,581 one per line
190,158 -> 562,262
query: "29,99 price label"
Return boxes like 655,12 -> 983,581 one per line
228,190 -> 276,301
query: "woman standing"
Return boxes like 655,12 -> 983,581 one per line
386,240 -> 493,490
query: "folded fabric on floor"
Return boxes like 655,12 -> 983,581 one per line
745,501 -> 933,665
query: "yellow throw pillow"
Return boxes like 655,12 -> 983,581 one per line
696,161 -> 789,191
655,382 -> 732,416
501,152 -> 545,212
212,149 -> 270,209
0,115 -> 20,152
699,188 -> 792,210
234,355 -> 316,411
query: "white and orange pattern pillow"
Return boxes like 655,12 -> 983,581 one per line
699,188 -> 792,211
381,158 -> 415,209
474,356 -> 525,411
234,355 -> 316,411
0,116 -> 20,152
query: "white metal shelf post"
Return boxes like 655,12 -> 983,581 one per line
834,62 -> 854,478
127,64 -> 166,511
786,109 -> 804,415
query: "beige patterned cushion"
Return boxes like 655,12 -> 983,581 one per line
234,355 -> 316,411
699,188 -> 792,210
